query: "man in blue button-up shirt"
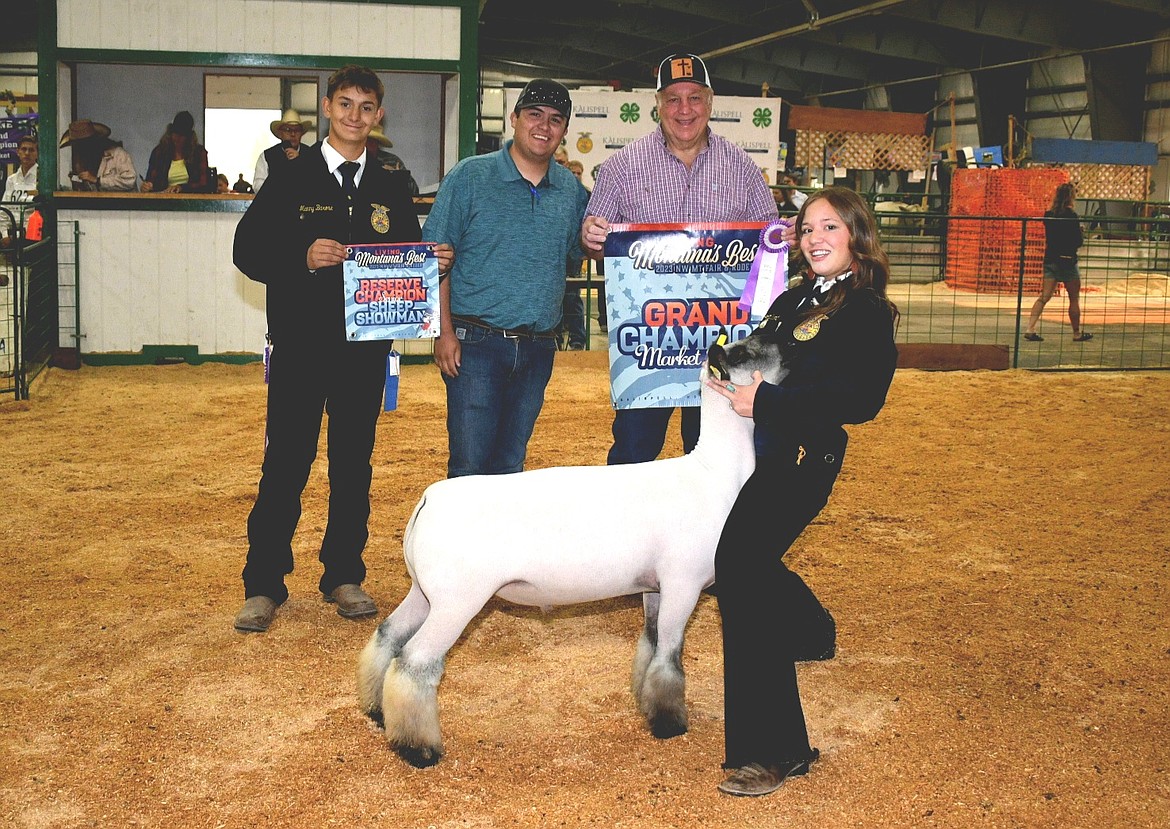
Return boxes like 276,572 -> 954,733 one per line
425,79 -> 590,478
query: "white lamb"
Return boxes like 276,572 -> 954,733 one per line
357,334 -> 785,767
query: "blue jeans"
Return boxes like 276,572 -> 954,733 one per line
607,406 -> 701,465
443,320 -> 557,477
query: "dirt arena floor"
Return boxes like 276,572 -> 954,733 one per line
1,352 -> 1167,828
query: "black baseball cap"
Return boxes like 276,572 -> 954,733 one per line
513,79 -> 572,121
656,53 -> 712,92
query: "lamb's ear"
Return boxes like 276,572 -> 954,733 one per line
707,330 -> 730,381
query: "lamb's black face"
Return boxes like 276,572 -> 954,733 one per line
719,333 -> 786,386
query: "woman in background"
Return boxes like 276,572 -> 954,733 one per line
142,111 -> 211,193
60,119 -> 138,192
705,187 -> 899,797
1024,182 -> 1092,342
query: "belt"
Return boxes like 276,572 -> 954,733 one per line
451,314 -> 557,340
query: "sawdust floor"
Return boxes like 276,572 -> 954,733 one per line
1,351 -> 1167,828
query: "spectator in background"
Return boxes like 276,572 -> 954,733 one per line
232,174 -> 254,194
253,108 -> 312,192
3,134 -> 38,202
216,173 -> 231,194
2,134 -> 40,293
778,172 -> 807,213
142,111 -> 212,193
1024,182 -> 1092,342
366,125 -> 420,196
60,119 -> 139,192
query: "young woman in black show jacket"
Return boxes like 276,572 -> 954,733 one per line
704,186 -> 899,797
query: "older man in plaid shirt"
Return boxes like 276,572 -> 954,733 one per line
580,52 -> 778,465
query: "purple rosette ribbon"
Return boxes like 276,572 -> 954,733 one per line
738,220 -> 789,318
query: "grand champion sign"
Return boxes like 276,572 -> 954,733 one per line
603,223 -> 768,409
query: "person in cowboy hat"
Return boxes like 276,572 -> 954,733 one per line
364,124 -> 419,196
252,108 -> 314,192
142,110 -> 212,193
60,119 -> 139,192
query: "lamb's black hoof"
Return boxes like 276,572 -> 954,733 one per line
364,708 -> 385,729
396,743 -> 442,768
649,714 -> 688,739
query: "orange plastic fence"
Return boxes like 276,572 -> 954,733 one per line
945,168 -> 1070,294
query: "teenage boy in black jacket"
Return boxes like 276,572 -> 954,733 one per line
232,65 -> 452,633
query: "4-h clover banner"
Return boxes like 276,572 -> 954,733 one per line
504,89 -> 780,190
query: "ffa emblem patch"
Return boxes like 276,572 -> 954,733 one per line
576,133 -> 593,154
370,203 -> 390,234
793,315 -> 824,341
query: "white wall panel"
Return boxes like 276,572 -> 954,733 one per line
327,3 -> 351,57
187,215 -> 217,349
357,2 -> 391,60
100,0 -> 133,49
443,74 -> 460,177
1030,55 -> 1084,88
129,0 -> 159,52
61,0 -> 463,60
61,210 -> 267,354
156,214 -> 189,345
1146,37 -> 1170,188
96,212 -> 133,351
155,0 -> 188,51
295,1 -> 329,56
129,213 -> 162,348
412,7 -> 444,60
185,0 -> 218,53
57,0 -> 75,49
57,64 -> 72,153
98,0 -> 133,50
245,0 -> 277,55
216,0 -> 249,53
390,6 -> 417,58
1145,109 -> 1170,155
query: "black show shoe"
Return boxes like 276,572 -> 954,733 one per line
718,749 -> 820,797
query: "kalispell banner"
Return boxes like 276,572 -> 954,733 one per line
603,222 -> 768,410
343,243 -> 440,341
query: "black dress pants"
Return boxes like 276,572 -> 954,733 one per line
242,338 -> 389,603
715,429 -> 846,768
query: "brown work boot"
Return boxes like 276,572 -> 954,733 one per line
324,584 -> 377,619
718,750 -> 820,797
234,596 -> 278,633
